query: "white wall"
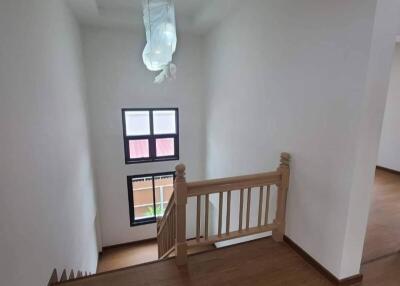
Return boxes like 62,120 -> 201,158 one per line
339,0 -> 399,277
204,0 -> 398,279
378,44 -> 400,171
81,27 -> 206,246
0,1 -> 98,286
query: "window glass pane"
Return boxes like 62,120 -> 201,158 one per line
154,175 -> 174,217
129,139 -> 150,159
153,110 -> 176,135
125,111 -> 150,136
132,176 -> 154,220
156,138 -> 175,157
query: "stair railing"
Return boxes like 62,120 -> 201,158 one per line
157,152 -> 291,266
157,190 -> 177,259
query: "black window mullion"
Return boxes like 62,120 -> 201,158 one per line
124,138 -> 130,163
153,134 -> 176,139
175,108 -> 179,137
127,177 -> 135,226
174,135 -> 179,160
128,171 -> 175,226
125,135 -> 152,140
149,110 -> 154,135
153,134 -> 179,160
149,111 -> 156,160
148,136 -> 155,160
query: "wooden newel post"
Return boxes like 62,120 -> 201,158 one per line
272,152 -> 291,242
175,164 -> 188,266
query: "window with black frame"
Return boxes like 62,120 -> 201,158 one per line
122,108 -> 179,164
127,172 -> 175,226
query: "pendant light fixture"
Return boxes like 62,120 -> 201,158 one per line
142,0 -> 177,83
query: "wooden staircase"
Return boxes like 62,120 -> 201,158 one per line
157,152 -> 291,265
52,152 -> 290,285
48,268 -> 92,285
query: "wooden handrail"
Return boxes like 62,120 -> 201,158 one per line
156,188 -> 176,259
157,202 -> 176,259
157,152 -> 291,266
187,171 -> 281,196
163,191 -> 175,217
157,191 -> 175,234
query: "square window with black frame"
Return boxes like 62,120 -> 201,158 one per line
122,108 -> 179,164
127,172 -> 175,226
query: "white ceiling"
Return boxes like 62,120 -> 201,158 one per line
68,0 -> 240,34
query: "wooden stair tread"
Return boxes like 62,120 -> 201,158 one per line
51,238 -> 334,286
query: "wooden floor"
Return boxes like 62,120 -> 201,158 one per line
362,168 -> 400,263
98,239 -> 215,273
361,252 -> 400,286
62,238 -> 400,286
84,168 -> 400,284
97,239 -> 159,273
63,238 -> 335,286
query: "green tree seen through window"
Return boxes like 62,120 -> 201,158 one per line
145,204 -> 164,217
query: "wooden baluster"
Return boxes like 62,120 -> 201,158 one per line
170,213 -> 175,247
161,227 -> 165,255
163,218 -> 168,255
173,207 -> 176,242
170,214 -> 173,249
160,231 -> 164,257
164,226 -> 167,253
196,195 -> 201,241
172,209 -> 175,248
175,164 -> 188,265
273,153 -> 291,242
258,186 -> 264,227
166,227 -> 169,251
171,207 -> 176,245
162,230 -> 165,256
246,188 -> 251,230
239,189 -> 244,232
205,194 -> 209,239
218,192 -> 223,237
167,215 -> 170,250
170,213 -> 173,249
159,232 -> 162,257
170,209 -> 173,250
226,191 -> 231,234
164,219 -> 167,254
264,185 -> 270,225
158,232 -> 161,257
